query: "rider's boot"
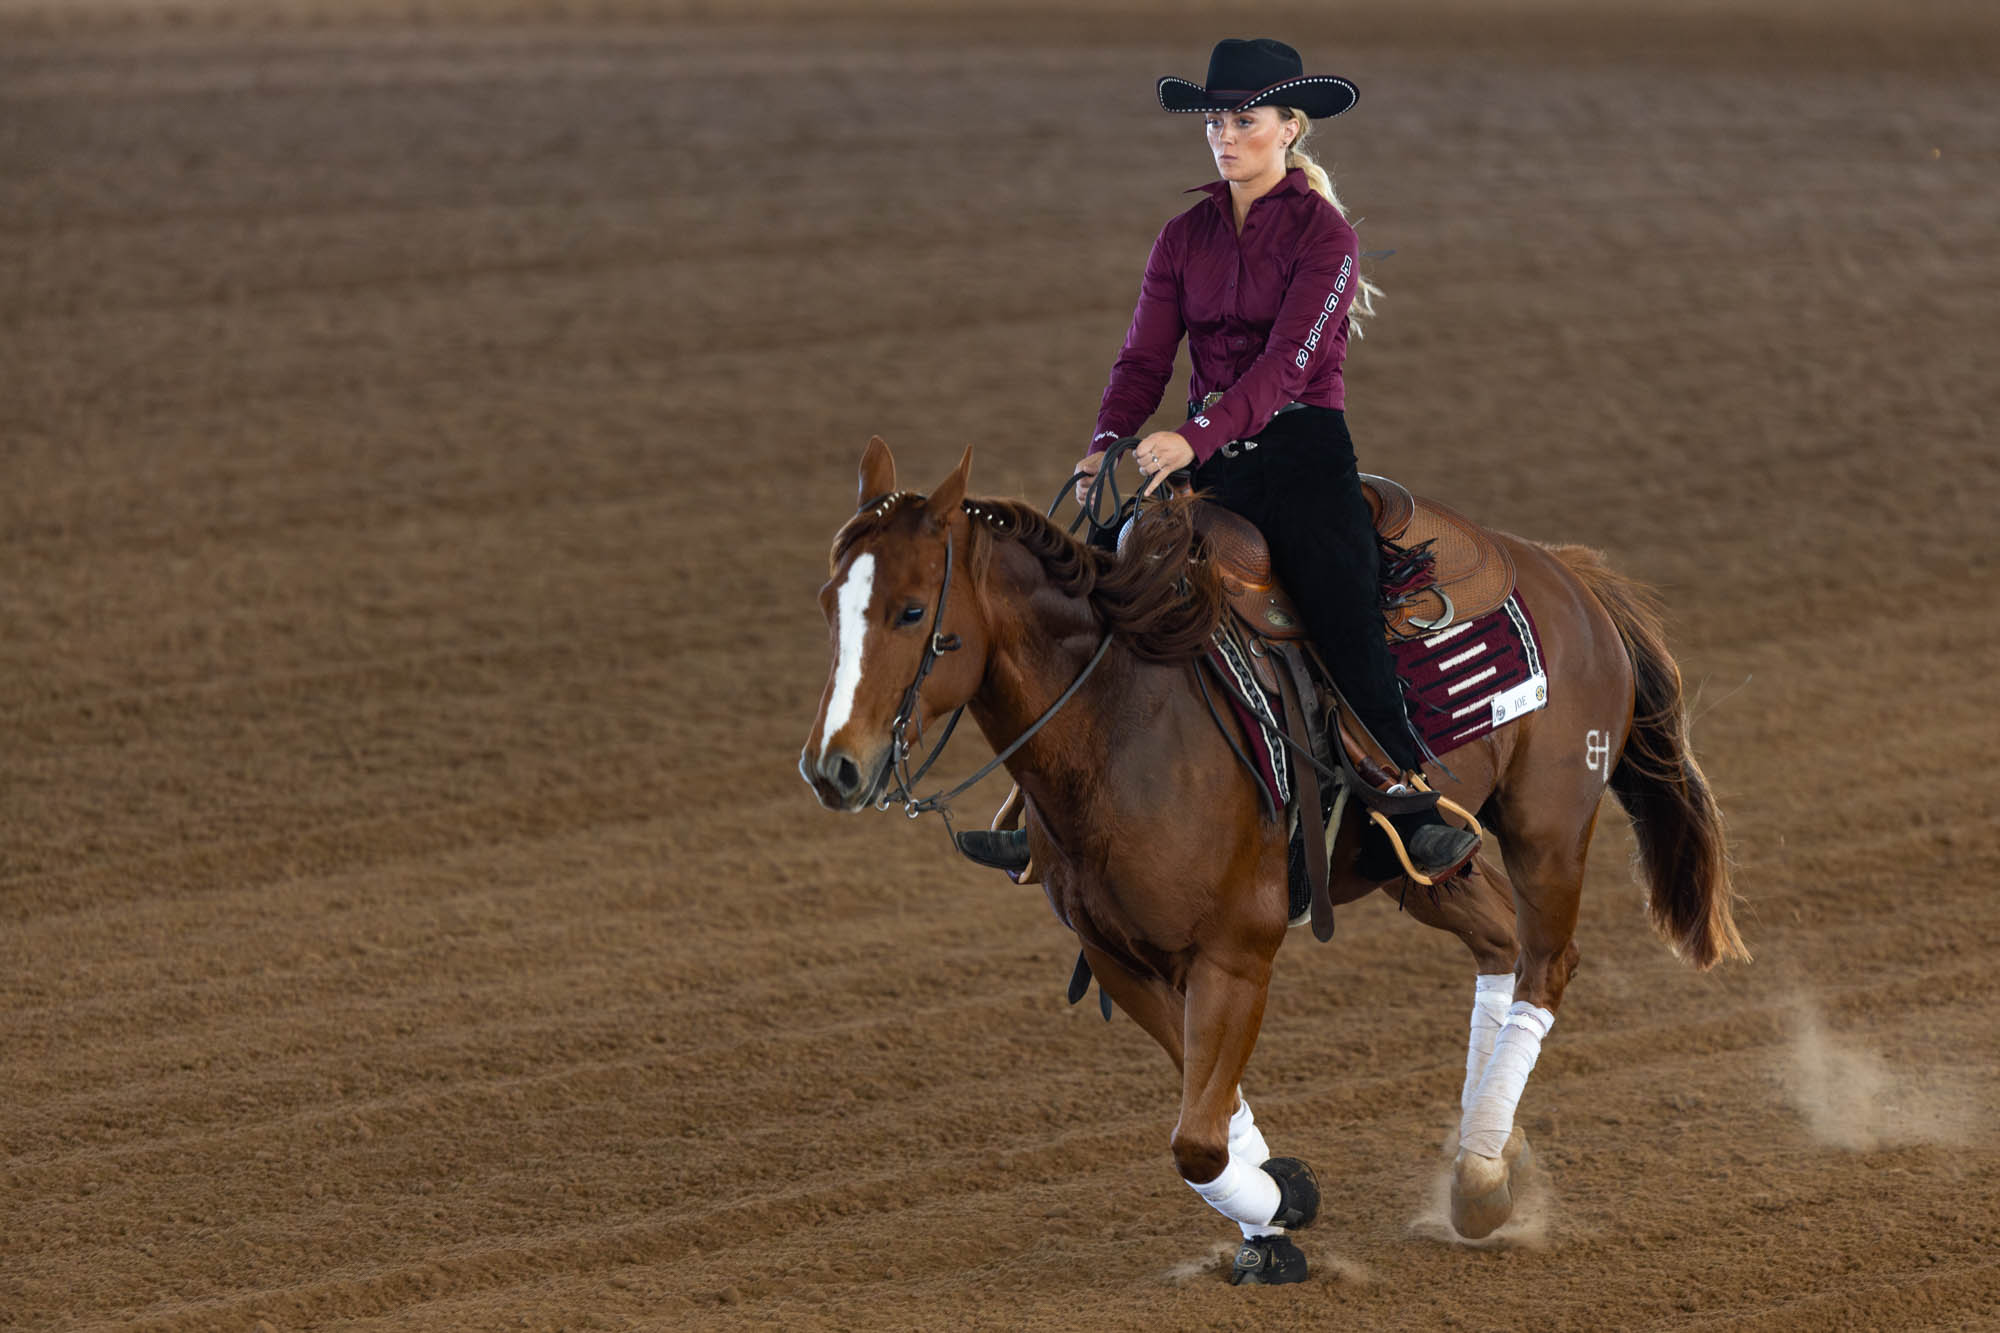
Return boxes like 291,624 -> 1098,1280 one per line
1391,805 -> 1481,879
1361,778 -> 1480,883
958,785 -> 1033,874
955,828 -> 1030,872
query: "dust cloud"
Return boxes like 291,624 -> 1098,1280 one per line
1783,1000 -> 1985,1151
1159,1240 -> 1236,1287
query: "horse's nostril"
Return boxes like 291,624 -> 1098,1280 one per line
817,749 -> 866,800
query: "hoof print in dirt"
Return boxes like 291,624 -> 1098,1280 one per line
1230,1234 -> 1309,1285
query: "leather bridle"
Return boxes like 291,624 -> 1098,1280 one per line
874,517 -> 1113,828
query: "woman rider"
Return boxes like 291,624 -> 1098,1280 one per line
962,38 -> 1479,882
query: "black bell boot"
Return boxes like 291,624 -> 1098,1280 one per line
954,828 -> 1030,872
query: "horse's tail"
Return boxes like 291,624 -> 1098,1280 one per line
1551,545 -> 1750,970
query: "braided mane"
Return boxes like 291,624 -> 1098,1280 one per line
831,490 -> 1225,662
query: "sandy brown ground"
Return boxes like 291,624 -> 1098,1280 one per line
4,3 -> 1998,1329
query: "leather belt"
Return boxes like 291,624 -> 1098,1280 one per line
1187,395 -> 1313,460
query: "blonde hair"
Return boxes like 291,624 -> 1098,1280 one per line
1282,106 -> 1383,339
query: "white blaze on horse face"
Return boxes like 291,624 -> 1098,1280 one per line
819,552 -> 877,761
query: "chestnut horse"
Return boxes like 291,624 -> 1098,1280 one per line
800,438 -> 1746,1284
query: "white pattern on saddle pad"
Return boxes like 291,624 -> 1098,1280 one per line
1421,620 -> 1479,649
1445,665 -> 1500,697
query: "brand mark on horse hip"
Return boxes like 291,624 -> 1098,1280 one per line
1584,728 -> 1611,777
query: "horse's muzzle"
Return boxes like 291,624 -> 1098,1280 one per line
799,742 -> 889,812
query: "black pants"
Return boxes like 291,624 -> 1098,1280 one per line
1191,406 -> 1425,773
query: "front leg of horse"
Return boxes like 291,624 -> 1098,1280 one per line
1174,955 -> 1320,1284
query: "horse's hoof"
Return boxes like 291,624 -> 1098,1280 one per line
1229,1234 -> 1309,1285
1450,1127 -> 1530,1240
1260,1157 -> 1320,1230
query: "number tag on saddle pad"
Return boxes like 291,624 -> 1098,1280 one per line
1488,674 -> 1549,728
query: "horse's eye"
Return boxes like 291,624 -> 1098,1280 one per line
897,604 -> 927,627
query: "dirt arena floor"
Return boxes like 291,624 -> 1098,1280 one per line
5,2 -> 1998,1328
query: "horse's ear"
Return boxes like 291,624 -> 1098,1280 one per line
858,436 -> 897,509
924,445 -> 973,523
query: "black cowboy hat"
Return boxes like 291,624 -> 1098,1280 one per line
1157,38 -> 1357,120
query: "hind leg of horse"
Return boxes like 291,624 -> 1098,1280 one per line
1388,854 -> 1523,1123
1448,809 -> 1591,1237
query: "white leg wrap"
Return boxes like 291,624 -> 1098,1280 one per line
1463,974 -> 1517,1114
1459,1001 -> 1554,1159
1186,1154 -> 1281,1229
1227,1097 -> 1282,1239
1228,1096 -> 1270,1165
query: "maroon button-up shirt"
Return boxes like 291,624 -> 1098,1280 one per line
1091,168 -> 1361,463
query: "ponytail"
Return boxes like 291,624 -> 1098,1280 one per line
1283,107 -> 1383,339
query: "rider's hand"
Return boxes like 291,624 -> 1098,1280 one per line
1072,450 -> 1105,508
1137,431 -> 1195,496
